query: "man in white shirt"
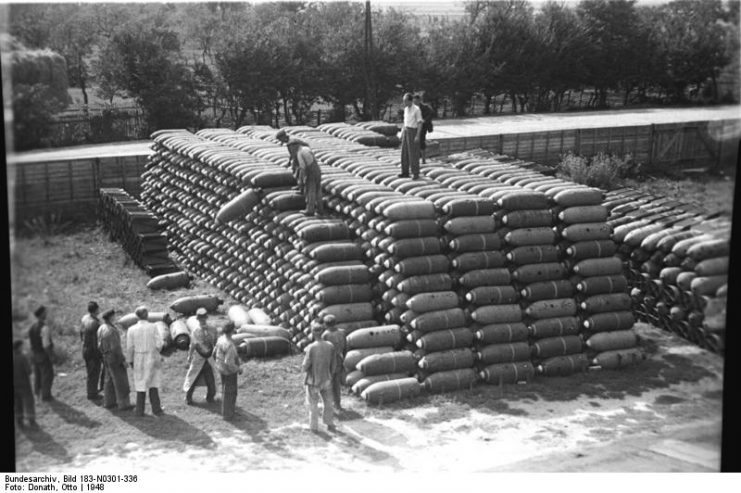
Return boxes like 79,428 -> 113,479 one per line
399,92 -> 424,180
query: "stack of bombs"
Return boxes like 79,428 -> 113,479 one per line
601,188 -> 729,354
142,128 -> 382,352
98,188 -> 180,276
316,122 -> 399,147
141,126 -> 653,405
439,152 -> 642,373
421,163 -> 534,387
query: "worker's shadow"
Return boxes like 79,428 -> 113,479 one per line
19,425 -> 73,462
190,399 -> 267,443
119,412 -> 217,449
47,399 -> 101,428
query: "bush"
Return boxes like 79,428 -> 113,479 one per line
557,152 -> 642,190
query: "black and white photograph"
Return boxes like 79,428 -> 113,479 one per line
3,0 -> 740,479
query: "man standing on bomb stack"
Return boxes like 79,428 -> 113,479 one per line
399,92 -> 424,180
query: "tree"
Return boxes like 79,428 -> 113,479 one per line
577,0 -> 645,108
649,0 -> 732,102
100,26 -> 201,133
10,41 -> 71,150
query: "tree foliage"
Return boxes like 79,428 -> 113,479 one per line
5,0 -> 739,148
10,43 -> 71,150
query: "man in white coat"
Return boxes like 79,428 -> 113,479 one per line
126,306 -> 164,417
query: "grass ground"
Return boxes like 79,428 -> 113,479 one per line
10,226 -> 725,472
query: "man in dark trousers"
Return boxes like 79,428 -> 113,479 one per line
399,92 -> 424,179
97,309 -> 134,411
28,305 -> 54,401
302,323 -> 336,433
13,340 -> 37,429
81,301 -> 103,401
320,314 -> 346,415
413,94 -> 434,164
213,321 -> 242,421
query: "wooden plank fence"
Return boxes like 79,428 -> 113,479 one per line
12,154 -> 148,224
433,120 -> 739,171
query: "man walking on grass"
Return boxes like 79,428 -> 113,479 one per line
97,308 -> 133,411
399,92 -> 424,180
302,323 -> 336,433
126,306 -> 164,417
81,301 -> 103,401
28,305 -> 54,402
321,314 -> 346,415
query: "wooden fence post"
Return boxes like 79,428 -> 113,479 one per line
648,124 -> 656,168
575,129 -> 582,155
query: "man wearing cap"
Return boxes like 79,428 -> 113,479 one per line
275,129 -> 310,191
28,305 -> 54,401
321,314 -> 346,414
126,306 -> 164,416
183,308 -> 217,405
302,323 -> 336,432
399,92 -> 424,180
81,301 -> 103,401
97,309 -> 133,411
13,340 -> 37,429
213,321 -> 242,421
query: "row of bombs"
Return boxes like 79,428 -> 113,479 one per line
98,188 -> 180,277
438,152 -> 642,370
317,122 -> 400,148
111,297 -> 292,358
300,140 -> 644,376
598,187 -> 729,354
142,128 -> 384,352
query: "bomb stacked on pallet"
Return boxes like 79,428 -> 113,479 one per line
99,188 -> 180,276
551,187 -> 643,370
602,188 -> 729,354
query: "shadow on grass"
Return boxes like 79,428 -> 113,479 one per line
47,399 -> 101,428
119,412 -> 216,449
226,407 -> 268,443
19,426 -> 72,462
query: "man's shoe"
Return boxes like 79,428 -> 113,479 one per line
104,403 -> 117,409
88,395 -> 103,401
206,398 -> 216,404
397,174 -> 409,178
42,396 -> 54,402
412,175 -> 420,180
327,424 -> 338,432
185,398 -> 193,405
153,409 -> 165,416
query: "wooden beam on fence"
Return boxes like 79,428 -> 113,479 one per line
515,133 -> 521,157
498,134 -> 504,154
648,124 -> 656,167
119,157 -> 127,191
620,126 -> 626,155
68,161 -> 74,202
529,132 -> 535,159
575,129 -> 581,155
560,130 -> 565,156
44,161 -> 50,204
544,131 -> 551,163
